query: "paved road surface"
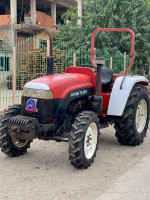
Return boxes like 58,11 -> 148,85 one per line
97,154 -> 150,200
0,126 -> 150,200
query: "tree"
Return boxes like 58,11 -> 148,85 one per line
53,0 -> 150,72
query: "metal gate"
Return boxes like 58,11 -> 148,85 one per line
0,37 -> 13,110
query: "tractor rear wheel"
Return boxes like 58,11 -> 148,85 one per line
115,85 -> 149,146
0,105 -> 32,156
69,111 -> 100,169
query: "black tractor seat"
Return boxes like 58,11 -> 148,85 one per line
101,67 -> 113,92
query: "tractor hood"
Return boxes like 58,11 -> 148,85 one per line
24,73 -> 93,98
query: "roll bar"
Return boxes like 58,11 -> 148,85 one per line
90,28 -> 136,75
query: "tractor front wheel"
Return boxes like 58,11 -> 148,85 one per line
69,111 -> 100,169
0,105 -> 32,156
115,85 -> 149,146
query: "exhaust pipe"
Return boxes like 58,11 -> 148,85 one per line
47,56 -> 54,75
46,29 -> 54,75
91,57 -> 105,113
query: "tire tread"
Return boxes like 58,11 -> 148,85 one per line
69,111 -> 100,169
115,85 -> 149,146
0,105 -> 32,156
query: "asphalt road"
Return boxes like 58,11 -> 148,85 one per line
0,126 -> 150,200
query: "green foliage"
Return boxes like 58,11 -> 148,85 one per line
53,0 -> 150,73
53,7 -> 85,49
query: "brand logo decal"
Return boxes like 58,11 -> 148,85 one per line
71,90 -> 87,97
25,98 -> 38,112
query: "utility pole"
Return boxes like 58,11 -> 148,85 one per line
51,1 -> 57,25
30,0 -> 36,25
10,0 -> 17,73
77,0 -> 84,26
10,0 -> 17,47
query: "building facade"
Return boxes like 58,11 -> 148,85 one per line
0,0 -> 84,75
0,0 -> 78,45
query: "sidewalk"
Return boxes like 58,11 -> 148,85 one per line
97,154 -> 150,200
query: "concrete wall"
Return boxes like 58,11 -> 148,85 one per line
0,30 -> 9,40
0,71 -> 9,85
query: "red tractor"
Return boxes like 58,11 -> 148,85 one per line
0,28 -> 149,169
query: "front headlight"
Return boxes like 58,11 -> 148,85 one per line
23,88 -> 53,99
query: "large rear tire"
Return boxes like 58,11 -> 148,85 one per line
115,85 -> 149,146
69,111 -> 100,169
0,105 -> 32,156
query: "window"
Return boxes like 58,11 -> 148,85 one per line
0,57 -> 10,71
40,40 -> 47,48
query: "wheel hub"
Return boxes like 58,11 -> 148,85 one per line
84,122 -> 98,159
136,99 -> 147,133
11,137 -> 28,148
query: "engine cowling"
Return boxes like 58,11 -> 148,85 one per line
21,72 -> 94,120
